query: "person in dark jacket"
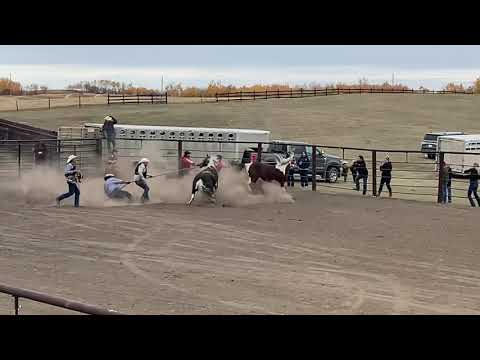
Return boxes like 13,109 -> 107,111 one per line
464,163 -> 480,207
287,158 -> 296,187
33,142 -> 48,166
341,161 -> 349,182
377,155 -> 393,197
350,160 -> 358,184
297,152 -> 310,188
440,161 -> 452,204
353,155 -> 368,195
102,115 -> 118,153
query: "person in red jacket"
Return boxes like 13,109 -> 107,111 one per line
180,151 -> 195,177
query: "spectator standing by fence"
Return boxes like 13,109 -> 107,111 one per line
377,155 -> 393,198
440,161 -> 452,204
297,152 -> 310,188
33,142 -> 48,166
341,161 -> 349,182
464,163 -> 480,207
353,155 -> 368,195
180,151 -> 195,177
350,160 -> 358,184
102,115 -> 118,153
287,158 -> 296,187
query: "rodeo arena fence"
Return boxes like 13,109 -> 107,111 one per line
0,283 -> 122,315
214,87 -> 477,102
1,136 -> 479,207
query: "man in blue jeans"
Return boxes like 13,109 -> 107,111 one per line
440,161 -> 452,204
56,155 -> 81,207
102,115 -> 118,153
297,152 -> 310,188
353,155 -> 368,195
464,163 -> 480,207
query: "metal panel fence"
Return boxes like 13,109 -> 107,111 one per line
1,137 -> 479,207
0,283 -> 122,315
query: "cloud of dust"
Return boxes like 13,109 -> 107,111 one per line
0,162 -> 294,208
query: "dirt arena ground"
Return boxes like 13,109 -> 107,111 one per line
1,187 -> 480,315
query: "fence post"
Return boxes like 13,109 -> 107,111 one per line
137,93 -> 140,104
215,93 -> 218,102
17,144 -> 21,177
48,98 -> 51,109
372,150 -> 377,196
178,140 -> 183,172
107,92 -> 110,105
277,89 -> 280,98
265,89 -> 268,99
290,89 -> 293,98
300,88 -> 303,98
122,94 -> 125,104
16,100 -> 18,111
325,88 -> 328,96
342,148 -> 345,160
437,152 -> 445,203
78,96 -> 81,108
253,90 -> 256,101
14,296 -> 19,315
240,90 -> 243,101
227,92 -> 230,102
257,142 -> 262,162
165,91 -> 168,104
312,145 -> 317,191
151,94 -> 154,104
314,88 -> 316,96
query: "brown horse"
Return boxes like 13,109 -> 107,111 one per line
245,153 -> 294,192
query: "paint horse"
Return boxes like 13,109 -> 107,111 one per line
187,154 -> 223,205
245,152 -> 295,192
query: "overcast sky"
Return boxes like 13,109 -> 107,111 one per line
1,45 -> 480,90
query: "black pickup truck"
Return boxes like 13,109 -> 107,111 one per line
239,140 -> 342,183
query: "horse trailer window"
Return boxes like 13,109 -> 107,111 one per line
199,133 -> 204,137
180,132 -> 185,136
130,130 -> 136,135
190,132 -> 194,137
150,131 -> 156,135
170,132 -> 175,136
208,133 -> 214,137
160,131 -> 165,135
139,131 -> 146,135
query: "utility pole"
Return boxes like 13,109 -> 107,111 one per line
161,76 -> 164,92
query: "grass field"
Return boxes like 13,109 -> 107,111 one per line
1,94 -> 480,149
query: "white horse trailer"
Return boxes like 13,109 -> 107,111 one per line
84,123 -> 270,163
437,134 -> 480,173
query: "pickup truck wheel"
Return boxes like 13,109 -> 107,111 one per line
326,167 -> 339,183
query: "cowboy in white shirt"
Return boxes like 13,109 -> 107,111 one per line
134,158 -> 152,203
56,155 -> 81,207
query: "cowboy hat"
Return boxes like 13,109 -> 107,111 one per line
139,158 -> 150,164
104,115 -> 113,121
66,155 -> 78,164
104,174 -> 115,180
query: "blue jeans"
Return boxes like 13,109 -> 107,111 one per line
135,179 -> 150,202
441,182 -> 452,203
355,174 -> 368,195
106,134 -> 116,152
300,169 -> 309,187
57,182 -> 80,207
468,183 -> 480,207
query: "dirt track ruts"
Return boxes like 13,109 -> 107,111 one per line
1,190 -> 480,314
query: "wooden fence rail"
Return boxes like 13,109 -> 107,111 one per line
214,87 -> 476,102
107,93 -> 168,105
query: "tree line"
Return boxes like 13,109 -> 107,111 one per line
1,77 -> 480,97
